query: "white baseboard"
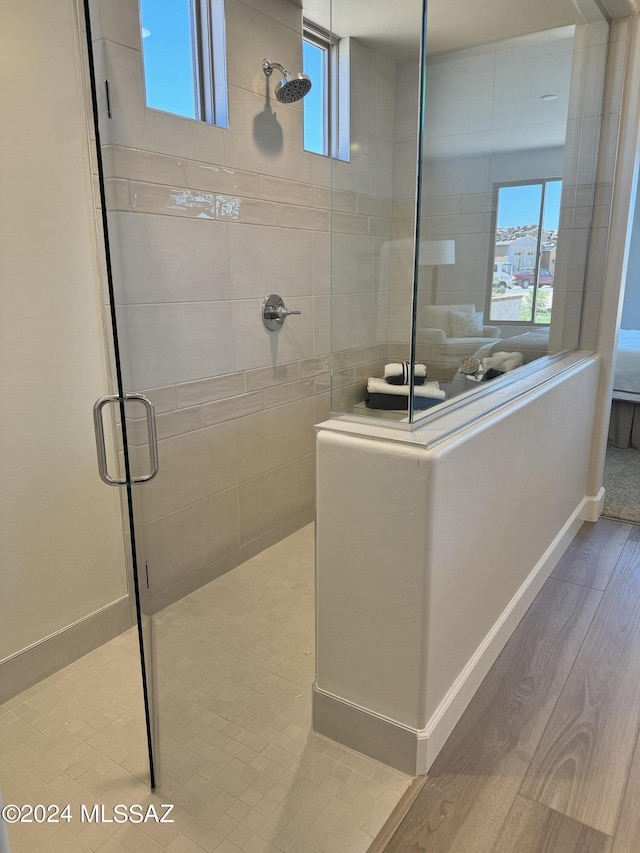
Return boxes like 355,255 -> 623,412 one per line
313,497 -> 587,775
581,488 -> 605,522
313,685 -> 421,775
0,597 -> 133,704
417,497 -> 586,771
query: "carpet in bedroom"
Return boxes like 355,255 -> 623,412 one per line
602,445 -> 640,523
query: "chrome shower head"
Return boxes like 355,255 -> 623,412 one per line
262,58 -> 312,103
275,72 -> 313,103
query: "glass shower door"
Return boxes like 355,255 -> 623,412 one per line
83,1 -> 159,787
84,0 -> 323,794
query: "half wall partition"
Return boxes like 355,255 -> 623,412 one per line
315,0 -> 623,780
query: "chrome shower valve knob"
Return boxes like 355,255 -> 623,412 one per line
262,294 -> 302,330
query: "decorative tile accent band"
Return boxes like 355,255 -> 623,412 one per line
107,145 -> 393,236
123,345 -> 388,446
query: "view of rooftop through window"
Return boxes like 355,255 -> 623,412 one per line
489,180 -> 562,325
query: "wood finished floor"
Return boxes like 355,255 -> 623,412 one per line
377,519 -> 640,853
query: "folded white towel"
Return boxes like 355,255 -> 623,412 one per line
367,377 -> 445,400
483,351 -> 523,373
384,362 -> 427,382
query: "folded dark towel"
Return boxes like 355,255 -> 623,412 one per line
384,361 -> 426,386
481,368 -> 505,382
366,392 -> 444,411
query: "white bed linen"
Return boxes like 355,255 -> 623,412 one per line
473,328 -> 550,364
614,329 -> 640,398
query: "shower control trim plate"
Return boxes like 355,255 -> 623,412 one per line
262,293 -> 302,330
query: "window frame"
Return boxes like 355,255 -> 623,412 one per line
140,0 -> 228,128
486,177 -> 561,327
303,21 -> 350,162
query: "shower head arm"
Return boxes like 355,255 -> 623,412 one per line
262,58 -> 287,77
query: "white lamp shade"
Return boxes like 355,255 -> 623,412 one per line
419,239 -> 456,266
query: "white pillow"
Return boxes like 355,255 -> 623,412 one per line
423,303 -> 474,336
450,310 -> 483,337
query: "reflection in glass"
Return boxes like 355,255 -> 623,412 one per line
329,0 -> 423,419
408,11 -> 609,422
325,0 -> 609,424
490,179 -> 561,325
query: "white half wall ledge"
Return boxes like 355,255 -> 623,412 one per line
314,353 -> 601,775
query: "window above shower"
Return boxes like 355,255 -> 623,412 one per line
302,22 -> 350,161
139,0 -> 229,127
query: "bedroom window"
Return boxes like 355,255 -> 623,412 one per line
139,0 -> 228,127
303,23 -> 350,161
488,179 -> 561,325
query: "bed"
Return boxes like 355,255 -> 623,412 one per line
473,327 -> 551,364
468,326 -> 640,448
609,329 -> 640,448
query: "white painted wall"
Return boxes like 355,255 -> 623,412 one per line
0,0 -> 128,663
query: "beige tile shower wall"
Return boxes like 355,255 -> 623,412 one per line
335,55 -> 422,407
551,20 -> 611,352
88,0 -> 401,601
389,60 -> 420,347
330,38 -> 397,383
577,18 -> 629,352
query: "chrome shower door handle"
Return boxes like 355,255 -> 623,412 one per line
93,393 -> 159,486
93,395 -> 126,485
126,393 -> 159,483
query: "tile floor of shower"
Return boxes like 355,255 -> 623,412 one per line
0,525 -> 410,853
